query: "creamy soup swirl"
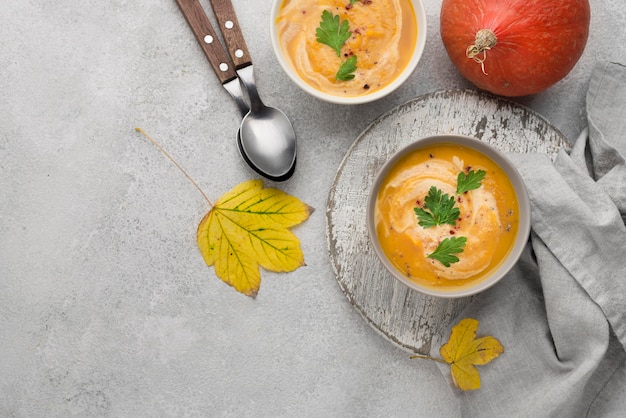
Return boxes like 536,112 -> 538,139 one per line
376,156 -> 503,281
275,0 -> 417,97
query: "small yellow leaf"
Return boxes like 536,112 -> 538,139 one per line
197,180 -> 312,298
439,318 -> 503,391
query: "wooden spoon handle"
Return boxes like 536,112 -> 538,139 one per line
209,0 -> 252,69
174,0 -> 237,84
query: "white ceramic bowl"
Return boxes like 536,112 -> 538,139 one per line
270,0 -> 427,105
366,134 -> 531,298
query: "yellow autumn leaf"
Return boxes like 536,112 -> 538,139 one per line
439,318 -> 504,391
197,179 -> 312,298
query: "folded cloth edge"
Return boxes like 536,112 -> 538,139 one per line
511,151 -> 626,349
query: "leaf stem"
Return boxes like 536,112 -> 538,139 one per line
410,354 -> 448,364
134,127 -> 213,207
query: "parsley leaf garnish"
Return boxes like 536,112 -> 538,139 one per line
428,236 -> 467,267
456,169 -> 486,194
316,10 -> 352,57
336,55 -> 357,81
411,169 -> 488,267
414,186 -> 460,228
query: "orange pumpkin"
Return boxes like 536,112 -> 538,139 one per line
440,0 -> 590,97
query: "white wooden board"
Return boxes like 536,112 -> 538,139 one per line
326,89 -> 569,354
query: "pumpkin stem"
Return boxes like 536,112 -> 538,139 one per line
466,29 -> 497,75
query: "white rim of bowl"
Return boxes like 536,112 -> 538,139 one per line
270,0 -> 428,105
366,134 -> 531,298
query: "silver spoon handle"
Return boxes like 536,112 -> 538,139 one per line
236,66 -> 264,113
208,0 -> 252,69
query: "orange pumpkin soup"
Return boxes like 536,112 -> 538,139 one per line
275,0 -> 418,97
374,143 -> 520,290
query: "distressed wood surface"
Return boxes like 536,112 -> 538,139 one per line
326,89 -> 569,355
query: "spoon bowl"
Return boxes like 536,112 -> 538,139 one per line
236,65 -> 297,181
238,106 -> 297,181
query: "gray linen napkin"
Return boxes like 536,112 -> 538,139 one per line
433,62 -> 626,417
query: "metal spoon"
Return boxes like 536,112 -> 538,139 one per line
209,0 -> 297,182
175,0 -> 296,182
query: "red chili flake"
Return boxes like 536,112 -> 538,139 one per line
363,84 -> 370,90
415,199 -> 421,206
457,196 -> 462,203
466,166 -> 472,172
449,230 -> 455,235
429,153 -> 434,158
346,4 -> 352,10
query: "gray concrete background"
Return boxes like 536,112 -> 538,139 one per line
1,0 -> 624,416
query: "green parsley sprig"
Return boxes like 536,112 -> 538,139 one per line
336,55 -> 357,81
428,236 -> 467,267
414,186 -> 460,228
316,10 -> 351,57
457,169 -> 486,194
415,169 -> 486,266
315,10 -> 358,81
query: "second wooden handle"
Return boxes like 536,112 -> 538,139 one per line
175,0 -> 237,84
209,0 -> 252,69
